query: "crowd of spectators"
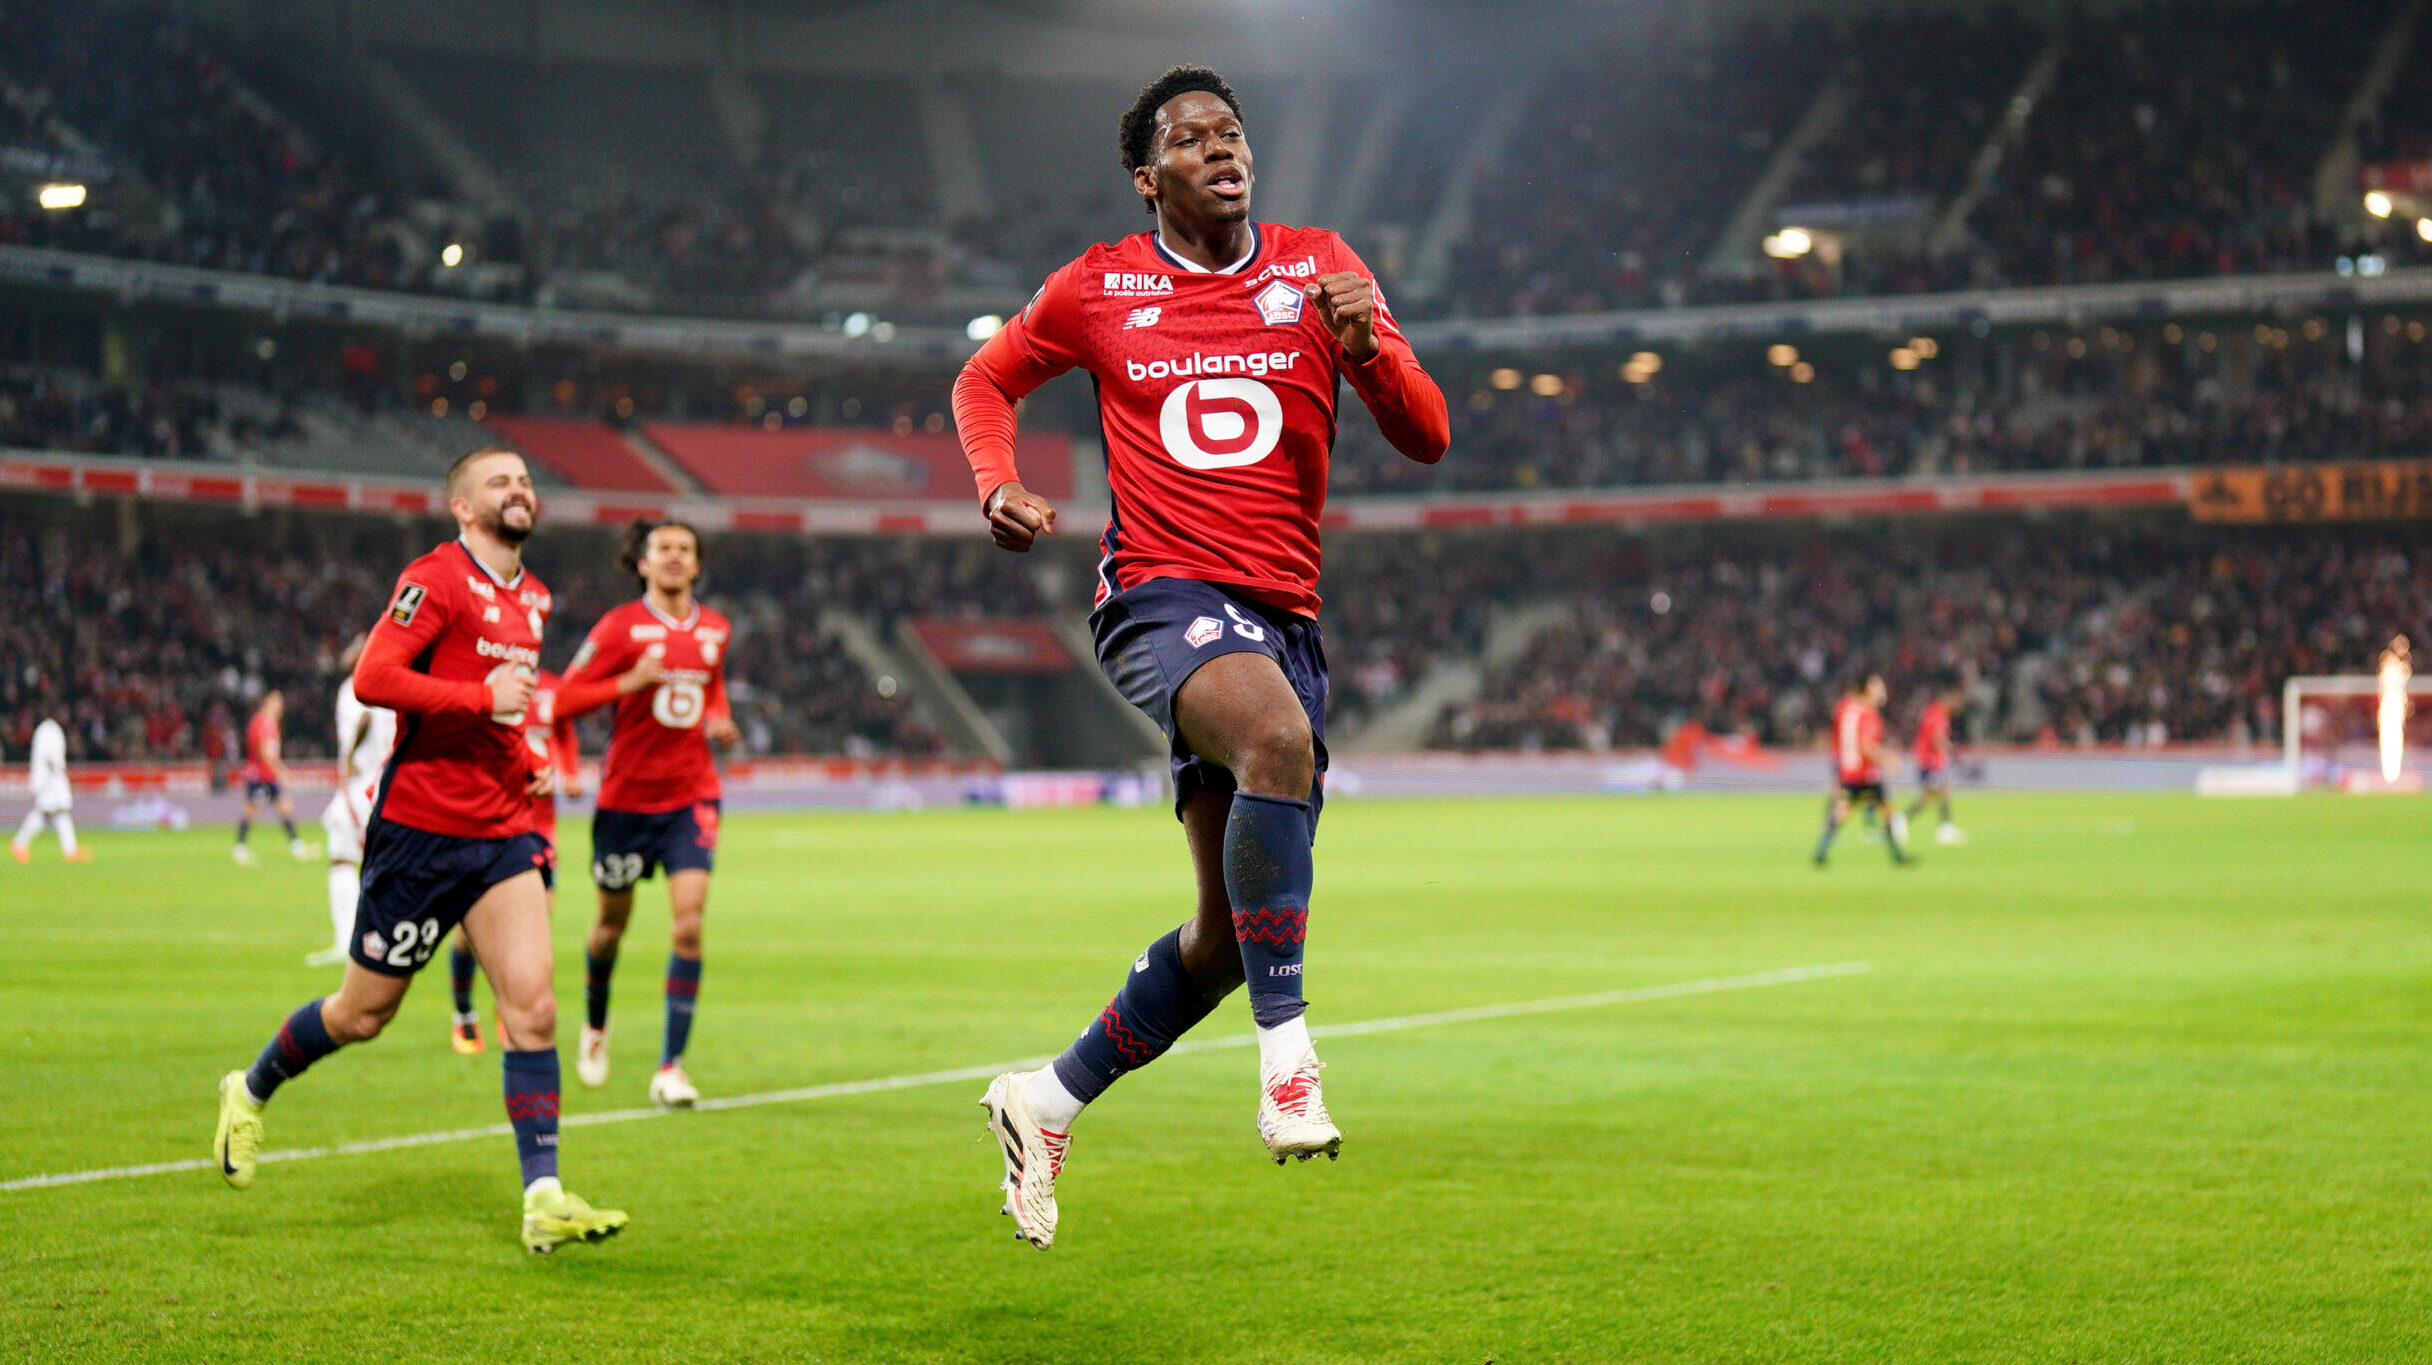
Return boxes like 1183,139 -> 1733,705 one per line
1418,523 -> 2427,755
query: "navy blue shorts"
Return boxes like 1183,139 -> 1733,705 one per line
353,818 -> 555,977
591,800 -> 721,890
1916,764 -> 1948,786
1090,577 -> 1328,826
243,779 -> 281,802
1840,781 -> 1888,804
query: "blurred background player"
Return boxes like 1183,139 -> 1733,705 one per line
212,446 -> 627,1255
11,703 -> 87,864
1904,684 -> 1968,847
233,691 -> 312,864
310,635 -> 395,967
1816,674 -> 1910,867
554,519 -> 733,1109
445,666 -> 581,1055
2379,635 -> 2412,784
956,66 -> 1449,1249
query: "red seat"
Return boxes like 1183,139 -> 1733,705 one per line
641,424 -> 1072,501
483,416 -> 680,493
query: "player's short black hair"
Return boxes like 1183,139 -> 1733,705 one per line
619,517 -> 702,588
1119,64 -> 1243,187
445,444 -> 523,497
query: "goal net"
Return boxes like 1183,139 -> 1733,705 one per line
2283,674 -> 2432,792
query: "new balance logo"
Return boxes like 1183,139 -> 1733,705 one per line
1125,306 -> 1162,330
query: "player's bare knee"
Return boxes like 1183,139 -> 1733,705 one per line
1236,718 -> 1314,797
498,993 -> 557,1047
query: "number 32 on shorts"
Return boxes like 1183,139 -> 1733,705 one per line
651,679 -> 705,728
594,852 -> 646,890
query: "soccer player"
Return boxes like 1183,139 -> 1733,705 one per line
233,691 -> 311,864
445,666 -> 581,1055
952,66 -> 1450,1249
310,635 -> 395,967
2379,635 -> 2411,784
1903,684 -> 1967,846
11,704 -> 88,863
1815,674 -> 1910,867
212,446 -> 638,1254
553,519 -> 735,1109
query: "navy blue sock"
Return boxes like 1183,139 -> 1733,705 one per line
661,954 -> 701,1066
1814,803 -> 1843,862
501,1048 -> 560,1187
1051,927 -> 1227,1105
244,999 -> 339,1102
449,941 -> 477,1017
1225,793 -> 1314,1029
280,817 -> 299,842
234,817 -> 251,846
585,950 -> 617,1031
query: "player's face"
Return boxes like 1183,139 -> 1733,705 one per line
644,527 -> 700,594
454,453 -> 538,544
1137,91 -> 1252,226
1866,677 -> 1888,707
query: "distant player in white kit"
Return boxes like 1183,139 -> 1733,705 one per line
11,704 -> 88,864
2379,635 -> 2412,784
311,634 -> 396,966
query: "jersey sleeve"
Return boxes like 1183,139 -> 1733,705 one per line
354,572 -> 490,717
1328,238 -> 1450,465
552,616 -> 632,719
954,261 -> 1090,503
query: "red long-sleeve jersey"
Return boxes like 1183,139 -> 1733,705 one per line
353,539 -> 552,839
1915,700 -> 1953,769
239,710 -> 282,785
954,223 -> 1448,617
525,669 -> 580,841
556,598 -> 731,814
1833,697 -> 1886,786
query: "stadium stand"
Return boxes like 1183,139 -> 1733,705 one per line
640,422 -> 1073,501
479,415 -> 682,494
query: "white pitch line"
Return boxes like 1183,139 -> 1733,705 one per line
0,961 -> 1868,1194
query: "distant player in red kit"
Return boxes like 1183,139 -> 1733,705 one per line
232,691 -> 310,864
1903,684 -> 1967,846
554,520 -> 737,1110
954,65 -> 1450,1249
1815,673 -> 1910,867
211,446 -> 638,1253
444,667 -> 582,1056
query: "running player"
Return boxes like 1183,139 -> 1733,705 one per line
953,66 -> 1450,1249
233,691 -> 311,864
311,635 -> 395,967
1903,684 -> 1967,846
446,666 -> 580,1055
1815,674 -> 1909,867
211,446 -> 636,1254
553,519 -> 733,1109
11,703 -> 87,863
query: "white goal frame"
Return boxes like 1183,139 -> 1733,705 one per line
2282,673 -> 2432,786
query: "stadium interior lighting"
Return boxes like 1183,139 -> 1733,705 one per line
966,314 -> 1003,341
2366,190 -> 2394,218
35,182 -> 85,210
1909,337 -> 1939,359
1790,361 -> 1816,384
843,312 -> 873,338
1489,367 -> 1523,390
1620,351 -> 1663,383
440,242 -> 464,268
2416,218 -> 2432,243
1762,227 -> 1814,258
1529,373 -> 1565,397
1766,344 -> 1799,367
1890,348 -> 1920,371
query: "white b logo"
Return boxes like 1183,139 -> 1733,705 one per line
1159,378 -> 1282,470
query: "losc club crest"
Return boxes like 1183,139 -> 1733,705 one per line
1253,280 -> 1305,327
1185,615 -> 1224,648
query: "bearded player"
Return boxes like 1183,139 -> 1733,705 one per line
553,519 -> 735,1109
211,447 -> 640,1254
444,666 -> 581,1055
954,66 -> 1450,1250
1815,674 -> 1910,867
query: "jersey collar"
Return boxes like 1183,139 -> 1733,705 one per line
1152,223 -> 1261,275
643,597 -> 699,631
455,536 -> 525,590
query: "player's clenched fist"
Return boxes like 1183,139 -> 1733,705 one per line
616,648 -> 668,696
1306,272 -> 1379,362
985,481 -> 1059,553
487,663 -> 535,726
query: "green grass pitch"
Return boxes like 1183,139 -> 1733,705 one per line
2,793 -> 2428,1362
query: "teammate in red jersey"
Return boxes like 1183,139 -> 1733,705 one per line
444,668 -> 582,1056
211,446 -> 638,1254
554,519 -> 737,1110
232,691 -> 310,864
1903,685 -> 1968,847
1815,673 -> 1911,867
954,66 -> 1449,1250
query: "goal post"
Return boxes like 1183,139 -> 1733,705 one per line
2281,674 -> 2432,792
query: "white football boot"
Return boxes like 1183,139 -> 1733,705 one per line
576,1024 -> 610,1088
648,1062 -> 698,1109
981,1071 -> 1069,1250
1257,1050 -> 1343,1163
1937,822 -> 1969,846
